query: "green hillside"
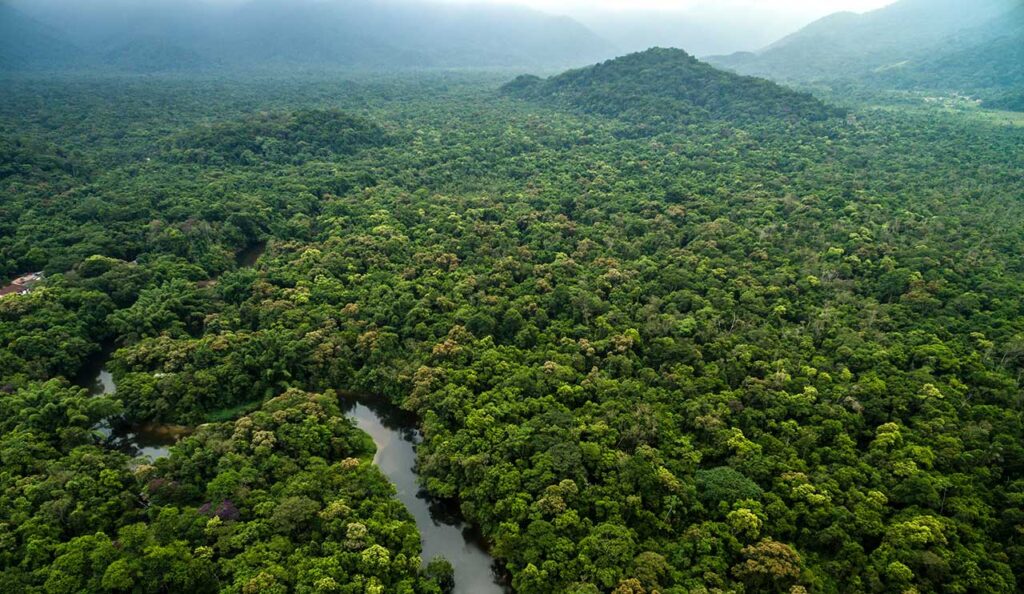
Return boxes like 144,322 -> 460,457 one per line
504,48 -> 843,130
0,3 -> 79,70
709,0 -> 1022,106
888,7 -> 1024,99
709,0 -> 1016,79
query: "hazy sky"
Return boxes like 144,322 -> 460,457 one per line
437,0 -> 899,54
11,0 -> 904,56
437,0 -> 896,14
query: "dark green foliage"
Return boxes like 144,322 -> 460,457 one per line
695,467 -> 763,506
504,48 -> 842,128
0,384 -> 444,593
0,284 -> 114,382
2,68 -> 1024,594
0,135 -> 82,182
168,109 -> 391,166
0,136 -> 88,279
987,94 -> 1024,112
425,557 -> 455,593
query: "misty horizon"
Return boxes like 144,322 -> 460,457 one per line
5,0 -> 904,60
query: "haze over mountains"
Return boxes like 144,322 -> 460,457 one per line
0,3 -> 79,71
2,0 -> 1020,112
3,0 -> 896,73
709,0 -> 1023,104
573,7 -> 829,58
1,0 -> 616,71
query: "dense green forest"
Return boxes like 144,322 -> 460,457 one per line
2,46 -> 1024,594
503,49 -> 841,127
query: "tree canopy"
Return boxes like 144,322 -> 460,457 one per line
2,65 -> 1023,593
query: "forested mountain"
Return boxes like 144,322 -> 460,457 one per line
3,0 -> 616,72
0,3 -> 80,71
880,5 -> 1024,103
709,0 -> 1023,104
504,48 -> 842,129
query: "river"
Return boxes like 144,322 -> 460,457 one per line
344,397 -> 510,594
76,237 -> 507,591
79,362 -> 188,460
80,370 -> 510,592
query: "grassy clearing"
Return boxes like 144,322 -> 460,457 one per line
205,400 -> 263,423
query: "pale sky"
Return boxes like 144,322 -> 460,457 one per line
432,0 -> 900,54
438,0 -> 896,16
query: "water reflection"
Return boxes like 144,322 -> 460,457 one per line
78,354 -> 185,461
74,337 -> 507,591
342,396 -> 510,594
112,423 -> 190,460
88,369 -> 116,397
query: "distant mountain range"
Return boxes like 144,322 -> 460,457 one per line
884,5 -> 1024,96
0,3 -> 80,71
5,0 -> 1020,112
0,0 -> 617,72
708,0 -> 1023,106
503,48 -> 843,130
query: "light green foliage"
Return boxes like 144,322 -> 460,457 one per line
0,386 -> 442,592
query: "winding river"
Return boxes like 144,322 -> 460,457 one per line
80,372 -> 509,591
75,240 -> 507,591
344,397 -> 510,594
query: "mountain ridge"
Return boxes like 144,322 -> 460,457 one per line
0,3 -> 81,71
2,0 -> 618,72
707,0 -> 1023,105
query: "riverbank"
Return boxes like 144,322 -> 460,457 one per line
343,396 -> 511,594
